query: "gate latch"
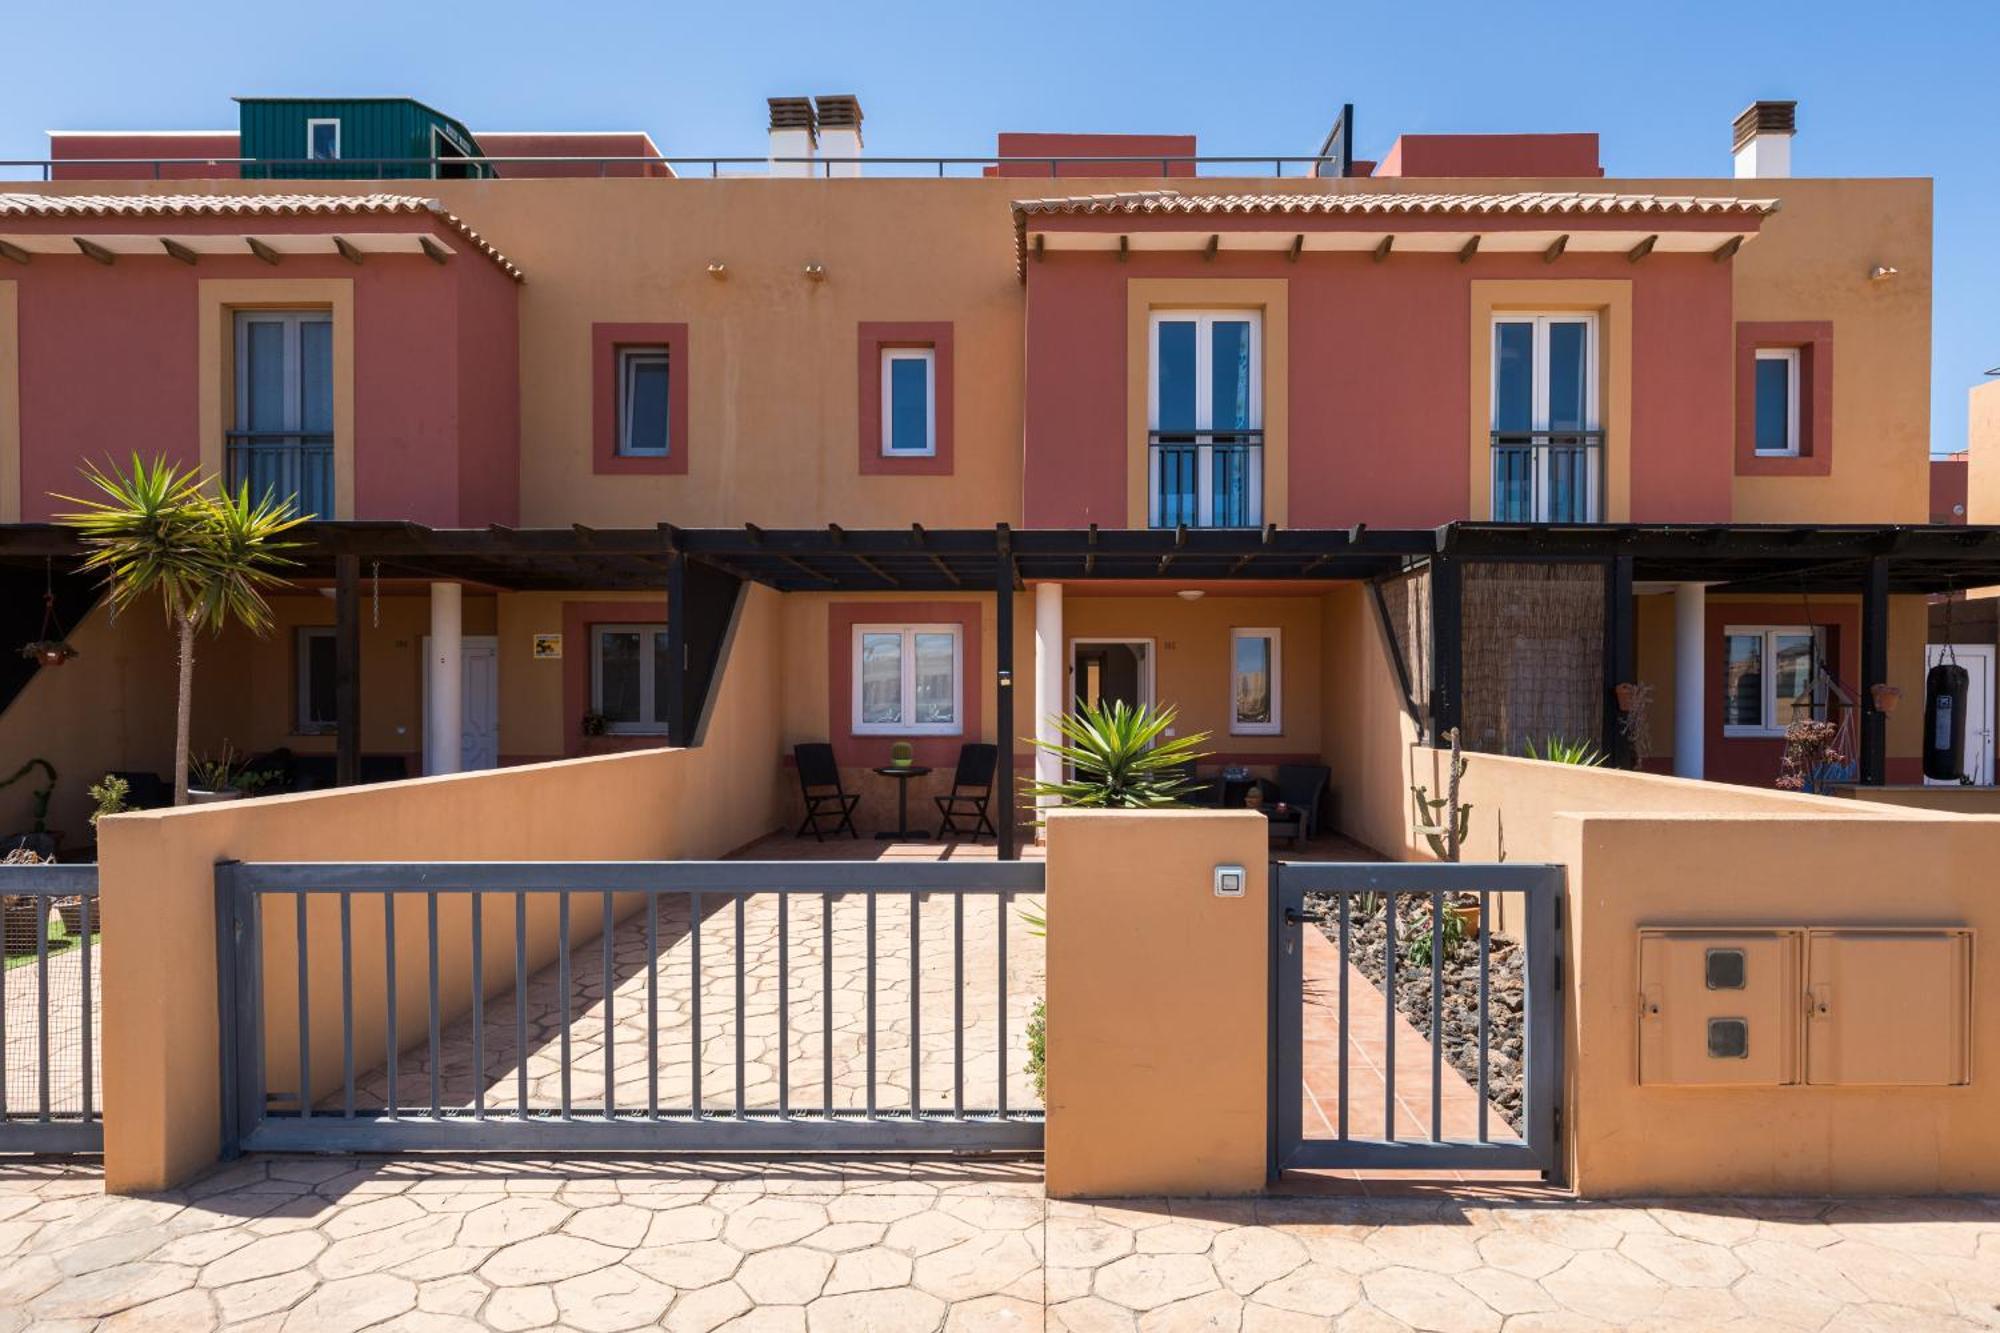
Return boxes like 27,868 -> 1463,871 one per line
1284,907 -> 1327,927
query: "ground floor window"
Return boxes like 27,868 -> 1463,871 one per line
1723,625 -> 1823,736
297,626 -> 337,733
1231,627 -> 1282,734
592,623 -> 671,733
854,625 -> 961,735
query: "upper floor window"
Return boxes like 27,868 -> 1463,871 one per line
1149,311 -> 1262,529
618,347 -> 671,457
1723,625 -> 1825,737
232,310 -> 333,518
307,119 -> 341,162
1754,349 -> 1801,457
854,624 -> 961,736
592,623 -> 671,734
1492,314 -> 1600,522
880,348 -> 936,456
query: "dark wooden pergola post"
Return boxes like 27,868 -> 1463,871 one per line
334,553 -> 361,787
1604,555 -> 1635,766
1860,555 -> 1890,785
1429,555 -> 1463,746
995,524 -> 1016,861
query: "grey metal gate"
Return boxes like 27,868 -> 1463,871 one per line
0,862 -> 101,1154
217,860 -> 1044,1155
1271,861 -> 1563,1180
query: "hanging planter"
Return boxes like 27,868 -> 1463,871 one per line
1870,683 -> 1903,716
19,639 -> 78,668
1614,681 -> 1643,713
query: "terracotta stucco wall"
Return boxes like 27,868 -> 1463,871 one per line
1969,379 -> 2000,526
97,583 -> 783,1192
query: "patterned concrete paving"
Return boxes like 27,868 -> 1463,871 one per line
3,936 -> 98,1120
1,1157 -> 1998,1331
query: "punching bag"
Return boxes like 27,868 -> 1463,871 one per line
1924,661 -> 1970,782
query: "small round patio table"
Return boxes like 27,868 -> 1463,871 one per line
871,765 -> 935,841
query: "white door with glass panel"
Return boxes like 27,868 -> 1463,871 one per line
1492,315 -> 1598,522
421,636 -> 500,772
234,311 -> 333,517
1149,312 -> 1261,528
1927,645 -> 1994,785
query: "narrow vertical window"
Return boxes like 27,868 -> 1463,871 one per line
880,348 -> 935,455
1754,349 -> 1801,456
232,310 -> 334,517
1147,311 -> 1262,528
1490,314 -> 1600,522
1231,628 -> 1282,734
618,348 -> 671,457
307,119 -> 341,162
297,627 -> 338,733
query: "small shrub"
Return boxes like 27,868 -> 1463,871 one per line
1025,998 -> 1046,1103
87,774 -> 130,828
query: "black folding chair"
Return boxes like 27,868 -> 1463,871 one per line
933,743 -> 998,841
1271,763 -> 1331,840
794,743 -> 860,840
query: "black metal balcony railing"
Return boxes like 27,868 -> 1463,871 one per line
1490,430 -> 1604,523
1149,428 -> 1264,529
226,431 -> 333,519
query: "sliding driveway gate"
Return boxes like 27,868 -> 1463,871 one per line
217,860 -> 1045,1155
1272,861 -> 1563,1180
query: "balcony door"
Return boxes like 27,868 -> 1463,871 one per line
1491,314 -> 1599,522
1149,311 -> 1262,528
233,310 -> 334,517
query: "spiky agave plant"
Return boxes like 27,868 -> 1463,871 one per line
1523,734 -> 1608,767
57,458 -> 303,805
1023,699 -> 1211,812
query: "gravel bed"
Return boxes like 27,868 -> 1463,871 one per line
1306,891 -> 1525,1132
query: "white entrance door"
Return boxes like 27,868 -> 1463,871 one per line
422,635 -> 501,772
1926,645 -> 1994,785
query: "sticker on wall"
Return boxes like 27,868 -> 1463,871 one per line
532,634 -> 563,660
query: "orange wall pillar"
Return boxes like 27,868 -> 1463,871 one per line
1043,809 -> 1269,1197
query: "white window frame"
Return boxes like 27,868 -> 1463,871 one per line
296,626 -> 336,734
616,347 -> 671,457
1490,313 -> 1600,522
1721,624 -> 1825,738
851,623 -> 963,737
1147,310 -> 1264,529
1753,348 -> 1802,457
591,622 -> 669,735
232,309 -> 334,515
306,118 -> 341,162
1229,627 -> 1283,736
879,347 -> 936,456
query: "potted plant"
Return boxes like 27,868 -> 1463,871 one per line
580,711 -> 609,738
57,457 -> 303,805
188,743 -> 250,804
2,846 -> 55,955
889,740 -> 915,768
1,758 -> 60,859
19,639 -> 77,668
1870,683 -> 1903,716
1023,699 -> 1212,812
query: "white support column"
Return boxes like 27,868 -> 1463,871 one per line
1674,582 -> 1706,780
426,582 -> 463,776
1034,582 -> 1065,824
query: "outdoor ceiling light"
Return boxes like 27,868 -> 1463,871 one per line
1177,589 -> 1206,601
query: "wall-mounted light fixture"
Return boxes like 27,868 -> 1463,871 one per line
803,262 -> 826,282
1869,264 -> 1899,282
706,261 -> 727,279
1177,589 -> 1205,601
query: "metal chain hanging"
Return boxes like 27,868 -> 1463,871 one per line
371,561 -> 381,629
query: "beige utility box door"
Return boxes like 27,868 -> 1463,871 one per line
1638,931 -> 1800,1086
1805,930 -> 1973,1086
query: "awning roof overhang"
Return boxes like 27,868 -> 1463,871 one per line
7,522 -> 2000,598
0,231 -> 455,263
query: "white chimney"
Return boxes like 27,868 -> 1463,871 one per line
768,97 -> 816,177
815,95 -> 863,179
1732,100 -> 1795,179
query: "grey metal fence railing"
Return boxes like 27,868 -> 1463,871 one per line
217,860 -> 1046,1156
1272,860 -> 1563,1179
0,863 -> 102,1154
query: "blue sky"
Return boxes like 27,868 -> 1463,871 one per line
4,0 -> 1995,454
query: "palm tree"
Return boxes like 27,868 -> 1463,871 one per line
57,458 -> 303,805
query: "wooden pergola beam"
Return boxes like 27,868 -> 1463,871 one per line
1543,234 -> 1569,263
1457,235 -> 1480,264
1372,235 -> 1394,263
1626,234 -> 1658,264
160,238 -> 198,266
418,236 -> 449,265
73,237 -> 115,266
1712,235 -> 1744,263
0,239 -> 27,265
245,236 -> 280,266
332,236 -> 365,266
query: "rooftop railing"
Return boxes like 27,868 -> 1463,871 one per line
1,154 -> 1346,183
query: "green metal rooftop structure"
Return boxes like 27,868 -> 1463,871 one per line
236,97 -> 494,179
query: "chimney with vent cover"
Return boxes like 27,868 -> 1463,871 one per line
815,95 -> 863,179
1732,101 -> 1795,179
768,97 -> 816,177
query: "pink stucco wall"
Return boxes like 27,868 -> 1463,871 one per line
1374,134 -> 1603,178
1022,234 -> 1737,528
49,132 -> 240,180
7,215 -> 519,525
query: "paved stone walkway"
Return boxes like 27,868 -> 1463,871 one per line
3,935 -> 97,1120
2,1157 -> 1997,1331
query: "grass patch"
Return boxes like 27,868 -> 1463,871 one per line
3,913 -> 101,971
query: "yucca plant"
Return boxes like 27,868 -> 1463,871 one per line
1022,700 -> 1211,812
57,458 -> 304,805
1523,734 -> 1608,767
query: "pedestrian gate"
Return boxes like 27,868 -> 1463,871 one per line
1271,861 -> 1563,1180
217,859 -> 1045,1155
